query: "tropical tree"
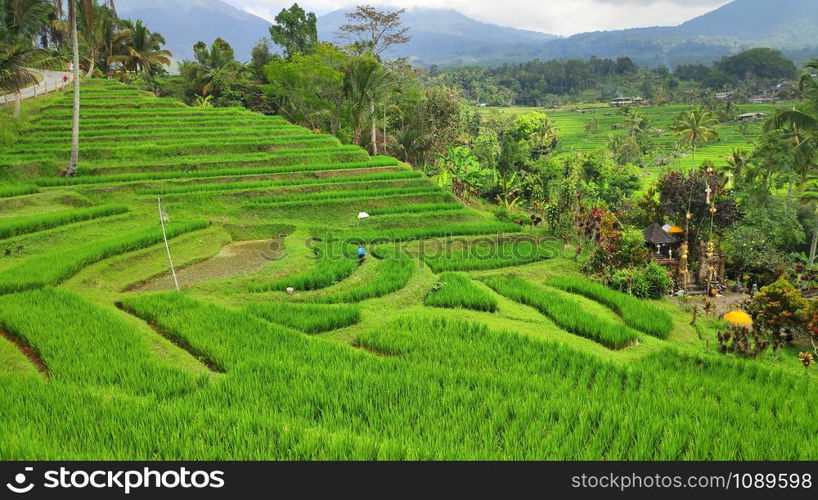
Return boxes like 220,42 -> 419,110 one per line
189,38 -> 248,96
336,5 -> 410,57
766,60 -> 818,265
109,19 -> 171,74
623,108 -> 647,136
77,0 -> 113,77
494,132 -> 528,209
67,0 -> 80,176
342,55 -> 393,153
435,145 -> 485,201
265,42 -> 345,134
671,107 -> 720,170
0,0 -> 52,117
269,3 -> 317,59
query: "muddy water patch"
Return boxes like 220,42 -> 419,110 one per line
131,239 -> 282,291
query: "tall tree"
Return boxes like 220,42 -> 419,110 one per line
766,60 -> 818,265
0,0 -> 51,117
269,3 -> 316,59
336,5 -> 410,57
78,0 -> 111,77
67,0 -> 80,176
342,56 -> 393,154
189,38 -> 247,96
109,19 -> 171,74
671,107 -> 720,171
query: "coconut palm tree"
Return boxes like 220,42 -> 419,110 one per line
0,0 -> 52,118
77,0 -> 113,77
766,60 -> 818,177
66,0 -> 80,176
109,19 -> 171,75
671,107 -> 720,171
342,56 -> 393,154
189,38 -> 247,96
764,60 -> 818,265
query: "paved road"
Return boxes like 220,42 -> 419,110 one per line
1,69 -> 72,103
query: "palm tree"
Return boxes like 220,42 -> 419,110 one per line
66,0 -> 80,176
1,0 -> 52,118
342,56 -> 393,154
77,0 -> 113,77
671,107 -> 720,171
109,19 -> 171,74
189,38 -> 247,96
623,108 -> 646,136
765,60 -> 818,265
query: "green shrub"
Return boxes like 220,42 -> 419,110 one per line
609,262 -> 672,300
493,206 -> 530,226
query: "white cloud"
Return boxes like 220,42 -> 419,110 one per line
223,0 -> 731,36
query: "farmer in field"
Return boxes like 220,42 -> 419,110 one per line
356,245 -> 367,265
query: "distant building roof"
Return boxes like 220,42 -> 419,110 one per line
643,223 -> 678,245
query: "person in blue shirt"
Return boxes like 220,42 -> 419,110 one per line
356,245 -> 367,264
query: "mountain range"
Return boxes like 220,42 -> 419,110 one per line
116,0 -> 818,67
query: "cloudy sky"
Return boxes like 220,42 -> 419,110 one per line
222,0 -> 732,36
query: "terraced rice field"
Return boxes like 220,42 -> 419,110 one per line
481,103 -> 779,177
0,81 -> 816,460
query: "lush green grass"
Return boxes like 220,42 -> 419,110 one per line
423,238 -> 554,272
0,204 -> 128,240
0,184 -> 38,198
549,277 -> 673,339
33,157 -> 398,186
317,255 -> 415,303
482,103 -> 780,175
245,302 -> 362,333
251,242 -> 359,292
139,171 -> 422,197
0,287 -> 199,396
425,272 -> 498,312
0,80 -> 813,461
349,222 -> 521,244
0,220 -> 208,293
245,185 -> 440,208
485,275 -> 640,349
367,202 -> 466,216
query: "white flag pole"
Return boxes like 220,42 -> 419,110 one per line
157,197 -> 180,291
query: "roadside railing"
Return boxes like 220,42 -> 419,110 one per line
1,70 -> 73,104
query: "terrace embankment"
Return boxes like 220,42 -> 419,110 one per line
0,328 -> 49,377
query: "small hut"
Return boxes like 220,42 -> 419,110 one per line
643,223 -> 680,259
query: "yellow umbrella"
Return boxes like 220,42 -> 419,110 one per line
667,226 -> 685,235
723,310 -> 752,328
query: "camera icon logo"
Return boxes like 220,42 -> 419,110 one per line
6,467 -> 34,494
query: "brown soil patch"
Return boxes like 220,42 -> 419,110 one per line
131,239 -> 282,292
